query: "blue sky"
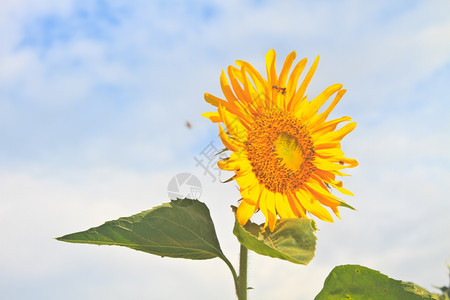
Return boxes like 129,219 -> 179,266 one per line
1,0 -> 449,299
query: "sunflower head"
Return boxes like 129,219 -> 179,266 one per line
203,50 -> 358,232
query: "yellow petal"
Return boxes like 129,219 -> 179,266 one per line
278,51 -> 296,88
236,200 -> 256,226
311,116 -> 352,136
265,49 -> 277,87
314,142 -> 341,150
257,188 -> 277,232
311,173 -> 355,197
240,182 -> 261,206
290,95 -> 308,114
287,191 -> 307,218
235,170 -> 257,189
258,188 -> 270,229
305,180 -> 341,207
308,190 -> 341,219
314,169 -> 336,181
295,189 -> 333,222
321,122 -> 357,142
290,55 -> 319,110
218,124 -> 242,152
265,190 -> 278,231
334,157 -> 359,168
277,51 -> 296,108
218,105 -> 248,141
204,92 -> 226,107
227,66 -> 254,112
201,112 -> 221,123
275,192 -> 296,218
217,151 -> 246,171
331,181 -> 354,196
315,147 -> 345,158
238,66 -> 260,112
235,60 -> 270,107
219,72 -> 254,126
316,89 -> 347,122
265,49 -> 278,107
286,58 -> 307,109
314,157 -> 347,171
220,70 -> 238,103
301,83 -> 343,120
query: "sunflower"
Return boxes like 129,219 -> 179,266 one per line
203,50 -> 358,232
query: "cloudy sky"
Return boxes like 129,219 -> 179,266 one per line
1,0 -> 449,299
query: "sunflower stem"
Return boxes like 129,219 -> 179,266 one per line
237,244 -> 248,300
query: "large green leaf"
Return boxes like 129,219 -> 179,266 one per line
315,264 -> 440,300
233,217 -> 317,265
57,198 -> 224,260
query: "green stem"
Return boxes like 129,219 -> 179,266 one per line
220,255 -> 239,298
238,244 -> 248,300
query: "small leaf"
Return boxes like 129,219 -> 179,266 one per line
338,200 -> 356,210
57,198 -> 224,260
233,217 -> 317,265
315,264 -> 441,300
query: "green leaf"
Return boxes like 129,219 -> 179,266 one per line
315,264 -> 441,300
57,198 -> 224,260
233,217 -> 317,265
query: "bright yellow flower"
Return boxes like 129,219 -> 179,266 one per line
203,50 -> 358,231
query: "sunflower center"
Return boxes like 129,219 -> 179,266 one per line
245,109 -> 316,193
274,133 -> 304,171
